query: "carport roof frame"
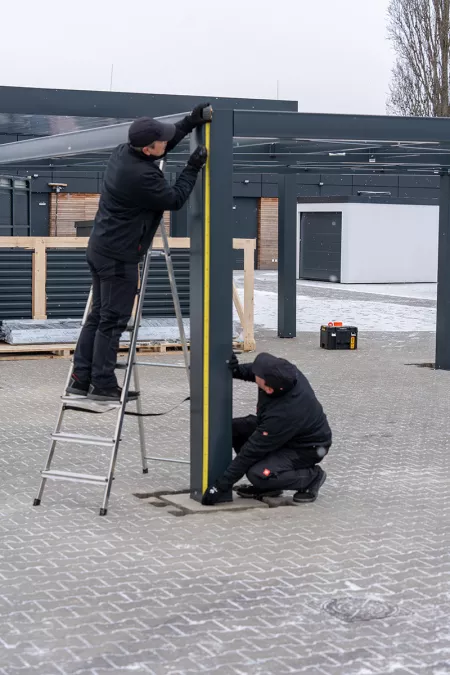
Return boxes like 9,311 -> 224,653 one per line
1,108 -> 450,175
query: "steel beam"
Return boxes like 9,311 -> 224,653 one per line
233,110 -> 450,144
0,85 -> 297,117
189,110 -> 234,502
278,174 -> 297,338
435,171 -> 450,369
0,112 -> 189,164
233,160 -> 439,176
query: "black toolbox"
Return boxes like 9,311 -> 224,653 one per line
320,324 -> 358,350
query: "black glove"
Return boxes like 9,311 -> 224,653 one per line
201,484 -> 221,506
188,102 -> 211,128
228,352 -> 240,376
188,145 -> 208,171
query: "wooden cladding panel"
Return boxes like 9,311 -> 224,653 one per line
49,193 -> 171,237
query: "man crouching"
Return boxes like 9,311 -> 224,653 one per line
202,352 -> 332,506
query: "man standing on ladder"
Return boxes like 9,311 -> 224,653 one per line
66,104 -> 210,403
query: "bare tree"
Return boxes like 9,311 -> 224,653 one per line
387,0 -> 450,117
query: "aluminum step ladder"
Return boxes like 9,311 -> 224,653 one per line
32,210 -> 190,516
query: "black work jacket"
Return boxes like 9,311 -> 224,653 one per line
89,117 -> 198,263
218,360 -> 332,490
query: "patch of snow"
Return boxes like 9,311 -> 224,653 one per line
251,289 -> 436,332
122,665 -> 143,671
344,581 -> 363,591
233,273 -> 437,332
299,280 -> 437,301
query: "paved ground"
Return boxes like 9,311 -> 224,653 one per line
1,326 -> 449,674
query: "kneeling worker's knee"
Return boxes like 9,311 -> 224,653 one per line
247,465 -> 274,489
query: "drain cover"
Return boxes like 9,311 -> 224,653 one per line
323,597 -> 396,623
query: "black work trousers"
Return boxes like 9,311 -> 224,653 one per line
232,415 -> 329,491
73,248 -> 138,390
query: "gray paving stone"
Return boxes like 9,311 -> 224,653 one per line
0,330 -> 449,674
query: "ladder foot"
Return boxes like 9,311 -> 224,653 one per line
142,468 -> 149,474
33,498 -> 41,506
99,508 -> 108,516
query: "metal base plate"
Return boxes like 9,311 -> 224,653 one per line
156,492 -> 269,513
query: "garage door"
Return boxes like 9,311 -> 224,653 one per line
299,212 -> 342,281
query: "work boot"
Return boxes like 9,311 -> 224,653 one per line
293,467 -> 327,503
66,373 -> 89,396
87,384 -> 139,402
235,484 -> 283,500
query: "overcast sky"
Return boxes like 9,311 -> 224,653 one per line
1,0 -> 394,115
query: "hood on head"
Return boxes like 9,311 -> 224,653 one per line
252,353 -> 297,393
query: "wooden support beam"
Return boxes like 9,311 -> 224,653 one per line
243,239 -> 256,351
32,238 -> 47,319
0,236 -> 253,250
232,282 -> 245,327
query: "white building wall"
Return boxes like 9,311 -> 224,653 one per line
297,202 -> 439,284
342,203 -> 439,283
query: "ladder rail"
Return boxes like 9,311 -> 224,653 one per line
33,287 -> 94,506
100,243 -> 155,514
159,220 -> 190,380
133,365 -> 148,474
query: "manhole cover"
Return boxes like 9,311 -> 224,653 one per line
323,597 -> 396,623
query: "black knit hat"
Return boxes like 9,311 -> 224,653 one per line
128,117 -> 176,147
252,353 -> 297,392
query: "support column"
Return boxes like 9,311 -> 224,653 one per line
189,110 -> 234,501
171,203 -> 188,237
435,171 -> 450,369
278,174 -> 297,338
171,172 -> 189,236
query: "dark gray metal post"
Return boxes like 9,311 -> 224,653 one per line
171,203 -> 188,236
189,110 -> 234,502
435,171 -> 450,369
168,171 -> 188,237
278,174 -> 297,338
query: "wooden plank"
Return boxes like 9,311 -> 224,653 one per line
0,236 -> 90,249
44,237 -> 90,248
243,239 -> 256,351
0,340 -> 244,360
233,238 -> 256,250
32,239 -> 47,319
232,282 -> 245,328
0,236 -> 251,250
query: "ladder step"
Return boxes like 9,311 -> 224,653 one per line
41,470 -> 108,485
61,396 -> 121,409
51,432 -> 115,447
134,361 -> 187,369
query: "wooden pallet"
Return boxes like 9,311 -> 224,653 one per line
0,341 -> 245,361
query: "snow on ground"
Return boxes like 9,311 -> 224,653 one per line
250,289 -> 436,332
298,279 -> 438,301
251,271 -> 438,301
234,272 -> 437,332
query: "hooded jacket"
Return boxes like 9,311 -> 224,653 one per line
217,353 -> 332,490
88,116 -> 199,263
